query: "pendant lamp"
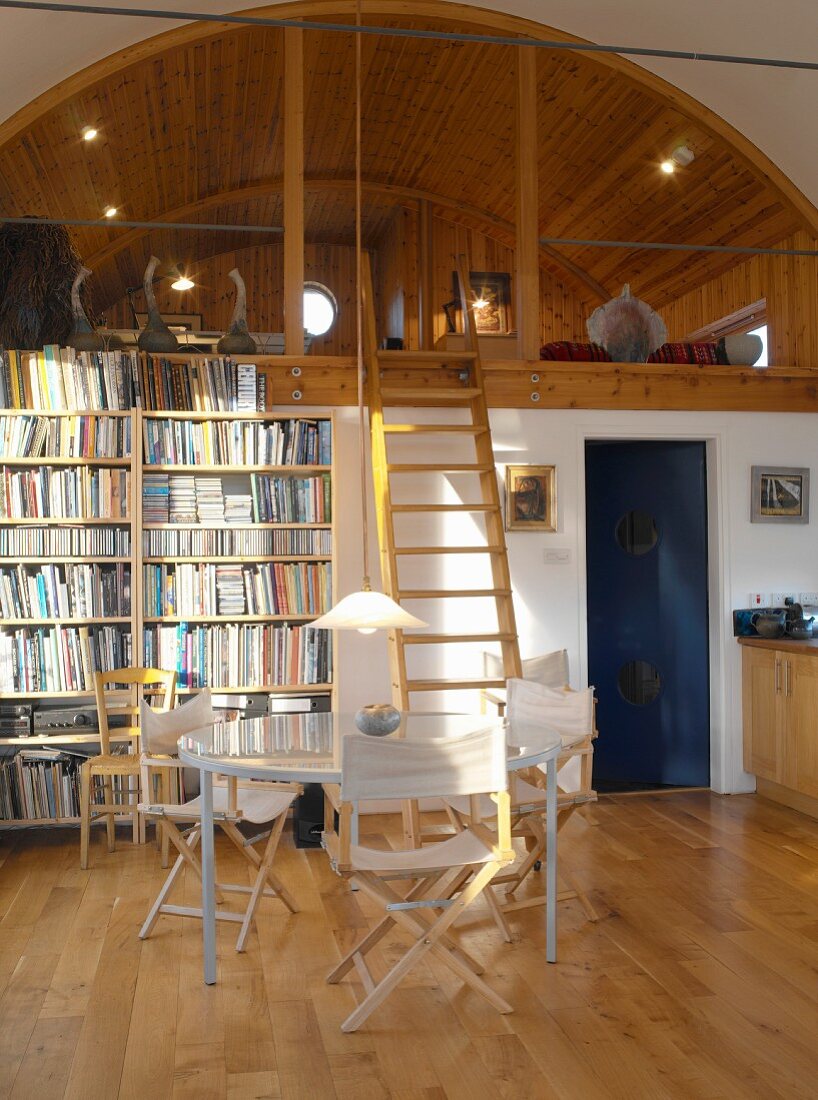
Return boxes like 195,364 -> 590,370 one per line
310,2 -> 426,645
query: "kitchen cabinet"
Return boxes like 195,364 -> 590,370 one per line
740,637 -> 818,816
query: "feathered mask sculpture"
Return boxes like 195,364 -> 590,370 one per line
586,284 -> 667,363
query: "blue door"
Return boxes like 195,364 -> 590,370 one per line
585,440 -> 710,788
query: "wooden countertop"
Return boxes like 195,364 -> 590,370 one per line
738,635 -> 818,654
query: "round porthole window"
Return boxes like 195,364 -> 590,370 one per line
615,510 -> 659,556
617,660 -> 662,706
303,282 -> 338,337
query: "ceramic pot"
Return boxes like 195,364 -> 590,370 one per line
752,611 -> 785,638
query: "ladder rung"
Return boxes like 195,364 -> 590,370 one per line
379,387 -> 482,401
387,463 -> 493,473
383,424 -> 487,434
402,633 -> 517,645
394,545 -> 504,555
377,351 -> 477,363
399,589 -> 513,598
406,678 -> 507,692
391,504 -> 494,513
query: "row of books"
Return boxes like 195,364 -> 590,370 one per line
0,467 -> 129,519
0,626 -> 133,693
0,526 -> 131,558
251,474 -> 331,523
141,357 -> 265,412
0,414 -> 132,460
0,750 -> 85,821
141,526 -> 332,558
0,563 -> 131,620
142,416 -> 331,467
0,347 -> 140,411
143,475 -> 237,525
142,561 -> 331,617
142,623 -> 332,688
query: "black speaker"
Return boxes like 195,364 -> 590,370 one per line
292,782 -> 332,848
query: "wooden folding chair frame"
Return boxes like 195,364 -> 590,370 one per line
324,791 -> 515,1033
139,768 -> 301,952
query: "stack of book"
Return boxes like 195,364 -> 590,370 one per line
142,474 -> 170,524
215,565 -> 246,615
169,476 -> 197,524
250,474 -> 331,523
0,467 -> 129,519
224,494 -> 253,524
0,749 -> 86,821
0,347 -> 140,411
195,477 -> 225,524
0,625 -> 133,692
236,364 -> 257,412
140,526 -> 332,558
1,527 -> 131,558
0,563 -> 130,619
0,414 -> 131,460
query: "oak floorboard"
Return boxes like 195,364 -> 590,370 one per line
0,794 -> 815,1097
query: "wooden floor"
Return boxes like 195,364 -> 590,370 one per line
1,791 -> 818,1099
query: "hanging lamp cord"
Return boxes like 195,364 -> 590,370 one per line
355,0 -> 371,592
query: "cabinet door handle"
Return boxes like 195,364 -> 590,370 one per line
775,659 -> 781,694
785,660 -> 792,696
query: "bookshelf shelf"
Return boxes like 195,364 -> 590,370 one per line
142,522 -> 331,530
143,463 -> 329,474
0,409 -> 132,418
143,614 -> 319,623
9,556 -> 132,564
0,517 -> 131,525
0,457 -> 131,467
142,555 -> 331,564
142,410 -> 319,422
177,684 -> 334,695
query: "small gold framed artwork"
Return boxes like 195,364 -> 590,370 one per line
505,465 -> 556,531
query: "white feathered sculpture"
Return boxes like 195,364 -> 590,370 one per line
587,284 -> 667,363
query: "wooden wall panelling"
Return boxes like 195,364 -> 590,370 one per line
284,26 -> 306,353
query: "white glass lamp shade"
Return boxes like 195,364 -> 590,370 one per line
310,589 -> 427,631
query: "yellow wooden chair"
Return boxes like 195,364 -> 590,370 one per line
79,667 -> 176,868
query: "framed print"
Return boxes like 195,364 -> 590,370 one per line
505,464 -> 556,531
135,312 -> 203,332
751,465 -> 810,523
451,271 -> 512,333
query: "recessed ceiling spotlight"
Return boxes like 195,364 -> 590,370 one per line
660,160 -> 675,175
81,126 -> 98,142
103,206 -> 117,218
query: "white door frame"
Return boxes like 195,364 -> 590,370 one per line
574,424 -> 738,794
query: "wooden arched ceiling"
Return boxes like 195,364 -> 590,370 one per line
0,2 -> 805,315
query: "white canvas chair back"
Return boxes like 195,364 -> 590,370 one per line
340,727 -> 507,805
484,648 -> 568,689
507,678 -> 594,794
139,688 -> 215,755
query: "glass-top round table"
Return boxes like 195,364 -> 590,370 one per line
177,711 -> 562,984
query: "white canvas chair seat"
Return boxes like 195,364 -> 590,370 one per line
137,695 -> 300,952
339,825 -> 498,875
324,726 -> 515,1033
154,785 -> 294,825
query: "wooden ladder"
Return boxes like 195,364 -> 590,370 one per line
364,256 -> 522,711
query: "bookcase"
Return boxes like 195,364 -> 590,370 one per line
0,348 -> 337,827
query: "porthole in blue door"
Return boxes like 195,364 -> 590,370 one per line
618,660 -> 662,706
615,510 -> 658,555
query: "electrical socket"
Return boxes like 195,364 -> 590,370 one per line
799,591 -> 818,605
770,592 -> 797,607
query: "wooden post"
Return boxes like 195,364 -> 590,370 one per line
284,26 -> 304,354
418,200 -> 435,349
515,48 -> 540,361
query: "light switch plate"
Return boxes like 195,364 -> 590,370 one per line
544,547 -> 571,564
748,592 -> 766,607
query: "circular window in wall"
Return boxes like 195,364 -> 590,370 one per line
615,510 -> 659,556
617,660 -> 662,706
303,282 -> 338,337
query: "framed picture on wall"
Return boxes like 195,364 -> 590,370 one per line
505,464 -> 557,531
450,271 -> 512,333
751,465 -> 810,523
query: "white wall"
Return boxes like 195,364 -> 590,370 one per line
324,404 -> 818,795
